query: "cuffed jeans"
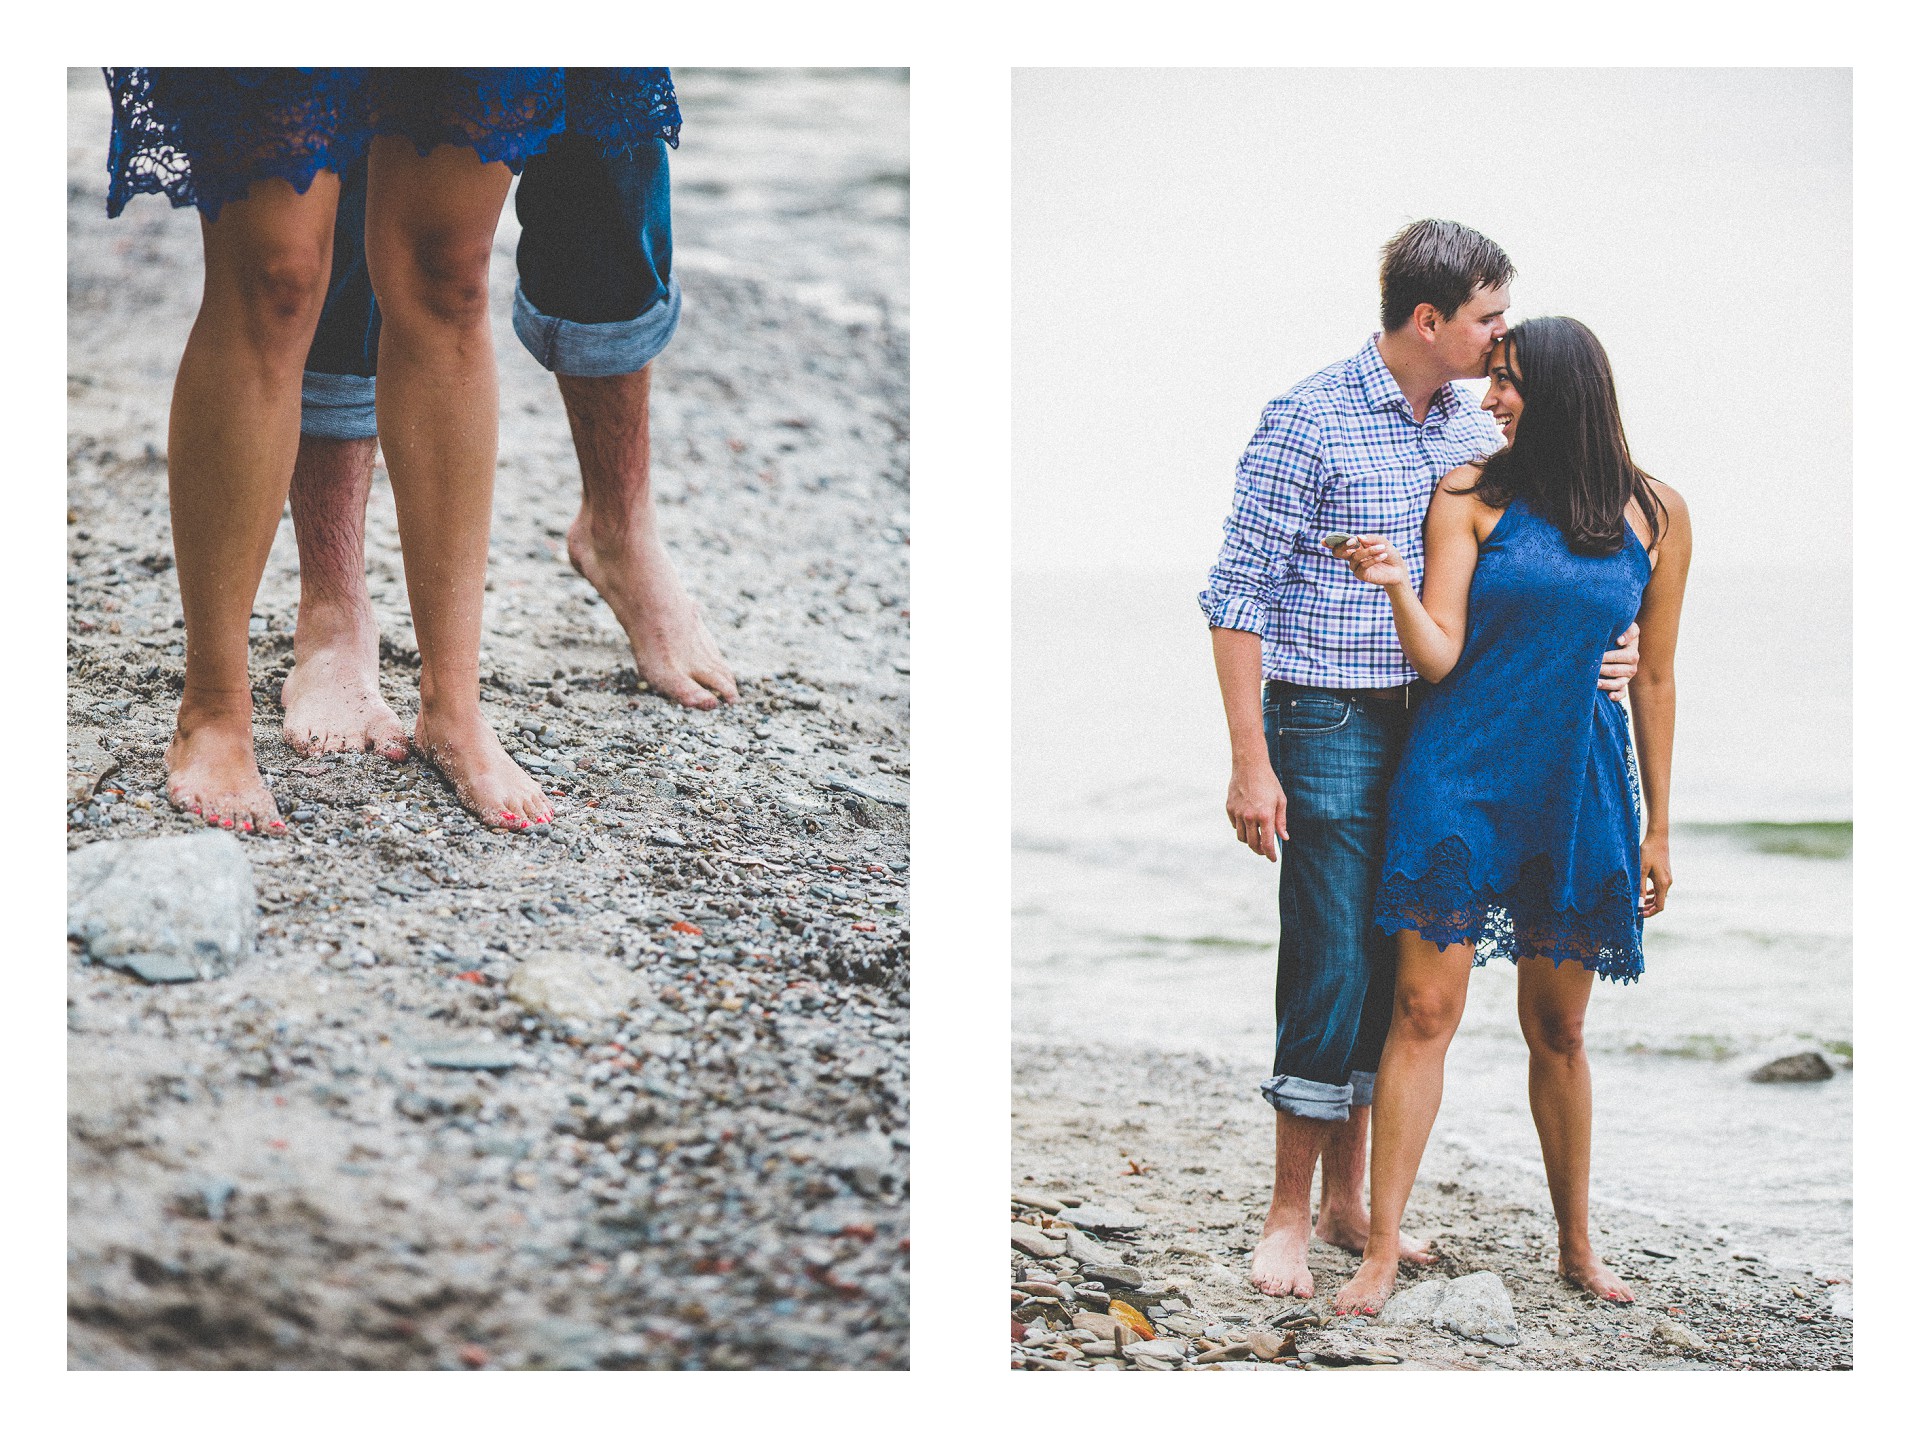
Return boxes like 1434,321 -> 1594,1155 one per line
1257,682 -> 1419,1123
299,133 -> 679,440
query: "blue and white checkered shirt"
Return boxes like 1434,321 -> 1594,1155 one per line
1199,336 -> 1503,687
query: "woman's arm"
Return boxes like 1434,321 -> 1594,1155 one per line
1344,476 -> 1485,683
1627,482 -> 1693,916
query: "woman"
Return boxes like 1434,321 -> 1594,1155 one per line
103,68 -> 680,833
1328,316 -> 1691,1314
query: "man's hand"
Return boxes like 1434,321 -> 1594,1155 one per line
1599,621 -> 1640,704
1226,759 -> 1288,861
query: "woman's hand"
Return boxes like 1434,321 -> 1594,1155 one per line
1639,833 -> 1672,916
1339,534 -> 1410,589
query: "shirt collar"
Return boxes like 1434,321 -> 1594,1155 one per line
1353,333 -> 1460,425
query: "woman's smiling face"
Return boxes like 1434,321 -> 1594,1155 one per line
1482,339 -> 1523,441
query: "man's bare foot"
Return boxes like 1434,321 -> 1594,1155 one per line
413,702 -> 553,831
1250,1223 -> 1316,1298
1315,1208 -> 1436,1264
1331,1252 -> 1400,1316
567,515 -> 738,710
165,697 -> 284,834
1559,1251 -> 1635,1304
281,626 -> 409,761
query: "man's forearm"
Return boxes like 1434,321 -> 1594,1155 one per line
1211,626 -> 1270,767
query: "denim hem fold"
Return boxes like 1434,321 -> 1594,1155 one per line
1258,1073 -> 1353,1122
299,371 -> 378,441
1347,1069 -> 1377,1108
512,275 -> 682,377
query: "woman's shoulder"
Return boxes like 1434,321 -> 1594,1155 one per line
1631,479 -> 1690,550
1432,466 -> 1506,529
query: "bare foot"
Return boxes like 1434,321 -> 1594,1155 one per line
166,696 -> 284,835
1332,1252 -> 1399,1316
568,515 -> 738,710
413,701 -> 553,832
281,626 -> 409,762
1316,1208 -> 1436,1265
1250,1223 -> 1316,1298
1559,1251 -> 1635,1304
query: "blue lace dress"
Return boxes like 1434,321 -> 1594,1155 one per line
104,68 -> 680,220
1374,497 -> 1651,981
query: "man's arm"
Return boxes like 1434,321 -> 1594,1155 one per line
1199,398 -> 1326,862
1212,626 -> 1286,861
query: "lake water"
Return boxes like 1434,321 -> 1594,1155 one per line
1012,564 -> 1852,1277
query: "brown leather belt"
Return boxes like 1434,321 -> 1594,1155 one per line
1265,679 -> 1422,708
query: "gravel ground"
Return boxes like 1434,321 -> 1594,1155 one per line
66,70 -> 908,1370
1013,1043 -> 1852,1372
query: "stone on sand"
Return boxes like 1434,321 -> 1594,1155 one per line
67,831 -> 255,983
1378,1277 -> 1449,1326
1748,1052 -> 1834,1083
506,950 -> 648,1038
1420,1271 -> 1521,1348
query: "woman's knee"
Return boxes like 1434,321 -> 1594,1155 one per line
1393,982 -> 1464,1044
206,241 -> 331,354
1523,1008 -> 1587,1059
372,226 -> 494,329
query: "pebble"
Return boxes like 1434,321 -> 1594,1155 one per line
68,831 -> 256,983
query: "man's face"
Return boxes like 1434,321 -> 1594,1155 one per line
1430,282 -> 1511,380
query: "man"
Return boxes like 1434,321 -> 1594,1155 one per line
1199,220 -> 1638,1298
283,125 -> 738,764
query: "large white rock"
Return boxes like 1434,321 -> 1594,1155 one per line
1431,1270 -> 1521,1347
1378,1277 -> 1449,1326
67,831 -> 255,983
506,950 -> 648,1037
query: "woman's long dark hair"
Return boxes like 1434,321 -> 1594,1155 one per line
1457,316 -> 1665,556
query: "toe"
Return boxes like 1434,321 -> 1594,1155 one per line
693,661 -> 739,705
654,670 -> 719,709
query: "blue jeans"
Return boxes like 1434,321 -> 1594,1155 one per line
300,133 -> 680,440
1258,682 -> 1419,1122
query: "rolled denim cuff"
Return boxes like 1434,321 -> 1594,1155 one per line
1259,1073 -> 1353,1122
1347,1070 -> 1376,1108
512,274 -> 681,378
300,371 -> 379,441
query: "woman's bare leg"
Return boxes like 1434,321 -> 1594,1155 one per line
165,175 -> 341,832
1333,933 -> 1474,1315
1515,953 -> 1634,1302
362,137 -> 548,830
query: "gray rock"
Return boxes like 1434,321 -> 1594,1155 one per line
420,1044 -> 523,1072
1125,1337 -> 1187,1363
1749,1051 -> 1834,1083
1060,1203 -> 1147,1234
1061,1226 -> 1119,1267
1012,1223 -> 1065,1260
68,831 -> 255,983
1080,1263 -> 1147,1290
1378,1277 -> 1449,1325
1431,1271 -> 1521,1348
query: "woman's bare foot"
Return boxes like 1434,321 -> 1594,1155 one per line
413,701 -> 553,831
1331,1251 -> 1400,1316
567,514 -> 738,710
281,620 -> 409,761
1559,1250 -> 1635,1304
1315,1206 -> 1436,1265
165,695 -> 284,834
1250,1221 -> 1315,1298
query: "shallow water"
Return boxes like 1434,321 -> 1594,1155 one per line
1013,566 -> 1852,1276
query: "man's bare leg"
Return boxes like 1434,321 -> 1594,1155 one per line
1251,1109 -> 1326,1298
281,433 -> 410,760
1314,1106 -> 1434,1263
557,367 -> 739,709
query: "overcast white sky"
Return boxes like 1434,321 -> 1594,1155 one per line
1012,68 -> 1851,580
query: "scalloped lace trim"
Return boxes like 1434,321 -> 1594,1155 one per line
1374,833 -> 1644,983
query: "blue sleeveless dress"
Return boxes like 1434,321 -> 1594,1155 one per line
104,68 -> 680,221
1374,497 -> 1650,981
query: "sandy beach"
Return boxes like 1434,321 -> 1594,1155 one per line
67,69 -> 908,1370
1012,1043 -> 1851,1371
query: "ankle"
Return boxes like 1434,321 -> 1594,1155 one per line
177,686 -> 255,727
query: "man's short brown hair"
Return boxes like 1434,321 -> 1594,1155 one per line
1379,220 -> 1514,332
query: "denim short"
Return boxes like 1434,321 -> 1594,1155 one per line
1257,681 -> 1419,1122
300,133 -> 680,440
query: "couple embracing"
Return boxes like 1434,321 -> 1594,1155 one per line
1202,220 -> 1692,1314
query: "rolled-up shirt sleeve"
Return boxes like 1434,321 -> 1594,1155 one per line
1198,398 -> 1327,634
